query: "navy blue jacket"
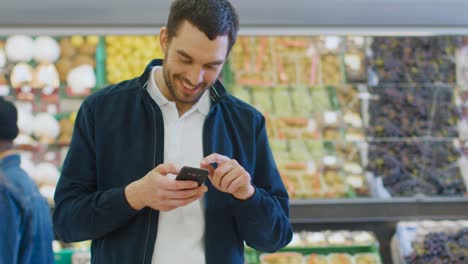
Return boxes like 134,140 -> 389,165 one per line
53,60 -> 292,264
0,154 -> 54,264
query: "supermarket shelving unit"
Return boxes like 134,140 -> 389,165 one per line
3,1 -> 468,264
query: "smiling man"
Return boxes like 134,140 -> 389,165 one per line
53,1 -> 292,264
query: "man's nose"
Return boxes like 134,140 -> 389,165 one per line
187,66 -> 204,86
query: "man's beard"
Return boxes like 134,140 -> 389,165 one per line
161,62 -> 213,104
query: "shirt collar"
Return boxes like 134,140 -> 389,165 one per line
147,66 -> 170,107
194,89 -> 210,116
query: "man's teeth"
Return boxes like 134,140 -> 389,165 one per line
182,80 -> 195,90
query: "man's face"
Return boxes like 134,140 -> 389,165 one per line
160,21 -> 228,105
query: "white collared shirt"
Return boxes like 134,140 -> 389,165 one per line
148,66 -> 210,264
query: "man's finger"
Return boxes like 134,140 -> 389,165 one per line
201,153 -> 230,166
213,160 -> 237,180
226,176 -> 244,194
219,168 -> 240,191
166,186 -> 208,199
165,193 -> 204,207
201,161 -> 216,186
154,163 -> 180,175
165,178 -> 199,190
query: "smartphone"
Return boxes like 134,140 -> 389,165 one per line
175,166 -> 209,187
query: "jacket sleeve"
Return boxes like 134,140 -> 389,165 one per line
53,100 -> 138,242
232,113 -> 293,252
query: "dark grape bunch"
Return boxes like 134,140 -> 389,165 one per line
368,142 -> 466,196
367,84 -> 459,138
405,228 -> 468,264
368,37 -> 462,84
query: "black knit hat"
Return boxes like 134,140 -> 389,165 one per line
0,97 -> 19,141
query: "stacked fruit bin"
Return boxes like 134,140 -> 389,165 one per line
366,37 -> 467,197
245,230 -> 382,264
229,36 -> 370,200
0,35 -> 106,206
391,220 -> 468,264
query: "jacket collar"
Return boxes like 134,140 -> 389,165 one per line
0,154 -> 20,169
138,59 -> 228,105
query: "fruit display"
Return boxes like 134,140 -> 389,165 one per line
272,86 -> 294,116
251,86 -> 274,114
367,84 -> 459,138
328,253 -> 353,264
320,53 -> 343,85
368,37 -> 461,84
1,34 -> 101,104
456,38 -> 468,87
290,85 -> 314,117
0,40 -> 10,96
230,36 -> 275,86
229,82 -> 365,147
57,35 -> 100,96
335,85 -> 365,141
368,141 -> 466,196
255,230 -> 380,264
269,136 -> 369,198
230,36 -> 349,87
395,220 -> 468,264
335,141 -> 369,196
230,85 -> 252,104
105,35 -> 164,84
259,252 -> 381,264
260,252 -> 303,264
354,253 -> 380,264
273,139 -> 370,199
344,36 -> 367,83
458,90 -> 468,140
405,230 -> 468,264
0,34 -> 99,205
306,254 -> 328,264
291,231 -> 377,247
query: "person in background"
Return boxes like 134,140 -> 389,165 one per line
0,97 -> 54,264
53,0 -> 293,263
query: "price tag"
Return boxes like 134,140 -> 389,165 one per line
308,232 -> 326,243
323,156 -> 337,166
324,36 -> 340,50
324,112 -> 338,124
346,176 -> 364,188
306,160 -> 317,174
44,151 -> 57,162
43,86 -> 54,95
21,85 -> 32,93
306,119 -> 317,132
358,92 -> 371,100
345,55 -> 361,71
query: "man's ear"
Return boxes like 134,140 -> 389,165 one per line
159,27 -> 169,54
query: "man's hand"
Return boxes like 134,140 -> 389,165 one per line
200,153 -> 255,200
125,164 -> 208,211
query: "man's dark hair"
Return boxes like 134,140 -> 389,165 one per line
0,97 -> 18,144
167,0 -> 239,53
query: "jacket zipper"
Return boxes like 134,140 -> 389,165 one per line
142,81 -> 157,264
